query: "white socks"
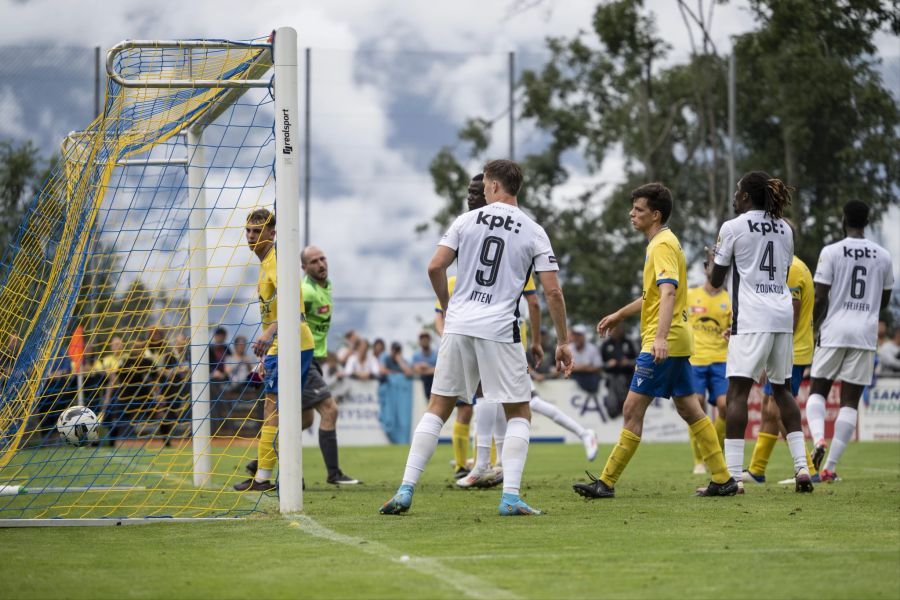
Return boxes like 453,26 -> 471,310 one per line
401,412 -> 444,487
493,403 -> 507,466
785,431 -> 809,472
724,438 -> 745,482
806,393 -> 827,443
825,407 -> 858,472
501,417 -> 531,496
530,395 -> 586,437
256,468 -> 272,482
474,401 -> 497,470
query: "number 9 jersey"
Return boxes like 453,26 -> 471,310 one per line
438,203 -> 557,343
714,209 -> 793,334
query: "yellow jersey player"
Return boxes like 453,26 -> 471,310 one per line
234,208 -> 316,492
573,183 -> 735,499
745,251 -> 819,485
686,259 -> 731,473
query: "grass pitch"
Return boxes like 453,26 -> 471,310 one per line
1,441 -> 898,599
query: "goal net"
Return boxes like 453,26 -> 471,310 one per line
0,31 -> 305,522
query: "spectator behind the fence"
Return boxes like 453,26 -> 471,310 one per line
336,330 -> 359,366
229,335 -> 258,387
372,338 -> 386,365
37,345 -> 75,435
0,333 -> 21,381
344,338 -> 381,380
878,327 -> 900,376
569,325 -> 603,393
321,351 -> 344,386
208,326 -> 231,381
600,325 -> 638,417
411,331 -> 438,398
382,342 -> 413,377
158,333 -> 191,444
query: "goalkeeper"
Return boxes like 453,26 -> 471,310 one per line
233,209 -> 358,491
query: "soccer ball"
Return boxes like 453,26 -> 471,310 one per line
57,406 -> 100,446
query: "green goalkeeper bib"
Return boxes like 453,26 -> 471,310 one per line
302,275 -> 332,359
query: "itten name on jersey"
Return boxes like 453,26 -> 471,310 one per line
755,283 -> 784,294
469,290 -> 493,304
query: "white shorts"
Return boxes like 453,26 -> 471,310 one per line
726,332 -> 792,383
431,334 -> 531,404
810,346 -> 875,386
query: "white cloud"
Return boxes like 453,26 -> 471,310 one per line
0,0 -> 895,349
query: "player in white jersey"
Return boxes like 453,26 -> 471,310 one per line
710,171 -> 814,493
380,160 -> 574,516
806,200 -> 894,481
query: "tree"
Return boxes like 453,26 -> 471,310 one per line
0,140 -> 43,254
734,0 -> 899,267
427,0 -> 898,329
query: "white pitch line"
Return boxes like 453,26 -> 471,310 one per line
290,515 -> 520,600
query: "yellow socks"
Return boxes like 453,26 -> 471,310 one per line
689,427 -> 704,466
258,425 -> 278,473
599,429 -> 641,487
689,417 -> 731,484
748,432 -> 778,477
805,445 -> 817,477
452,421 -> 470,470
490,439 -> 497,466
714,415 -> 726,449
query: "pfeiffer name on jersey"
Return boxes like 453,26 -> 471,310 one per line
842,300 -> 871,312
469,290 -> 493,304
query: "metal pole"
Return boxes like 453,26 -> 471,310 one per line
187,128 -> 212,488
273,27 -> 303,514
728,52 -> 736,188
94,46 -> 101,118
508,51 -> 515,161
304,47 -> 311,247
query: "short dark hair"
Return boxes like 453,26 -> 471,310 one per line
483,160 -> 523,196
247,207 -> 275,228
631,183 -> 673,224
213,326 -> 227,336
471,173 -> 484,182
843,200 -> 870,229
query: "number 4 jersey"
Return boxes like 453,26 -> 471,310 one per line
814,237 -> 893,350
439,202 -> 558,343
714,210 -> 793,334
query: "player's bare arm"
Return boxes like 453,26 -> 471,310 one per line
433,310 -> 445,337
537,270 -> 573,377
880,289 -> 892,311
428,246 -> 455,312
710,262 -> 729,290
252,322 -> 277,357
597,296 -> 642,336
526,291 -> 544,368
652,282 -> 676,363
812,282 -> 831,332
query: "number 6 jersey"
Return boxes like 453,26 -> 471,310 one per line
814,237 -> 893,350
439,202 -> 558,343
714,209 -> 794,334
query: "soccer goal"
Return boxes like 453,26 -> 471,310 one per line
0,28 -> 306,525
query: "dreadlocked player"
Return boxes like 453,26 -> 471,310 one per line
704,171 -> 813,495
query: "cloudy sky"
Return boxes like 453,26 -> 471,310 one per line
0,0 -> 897,351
